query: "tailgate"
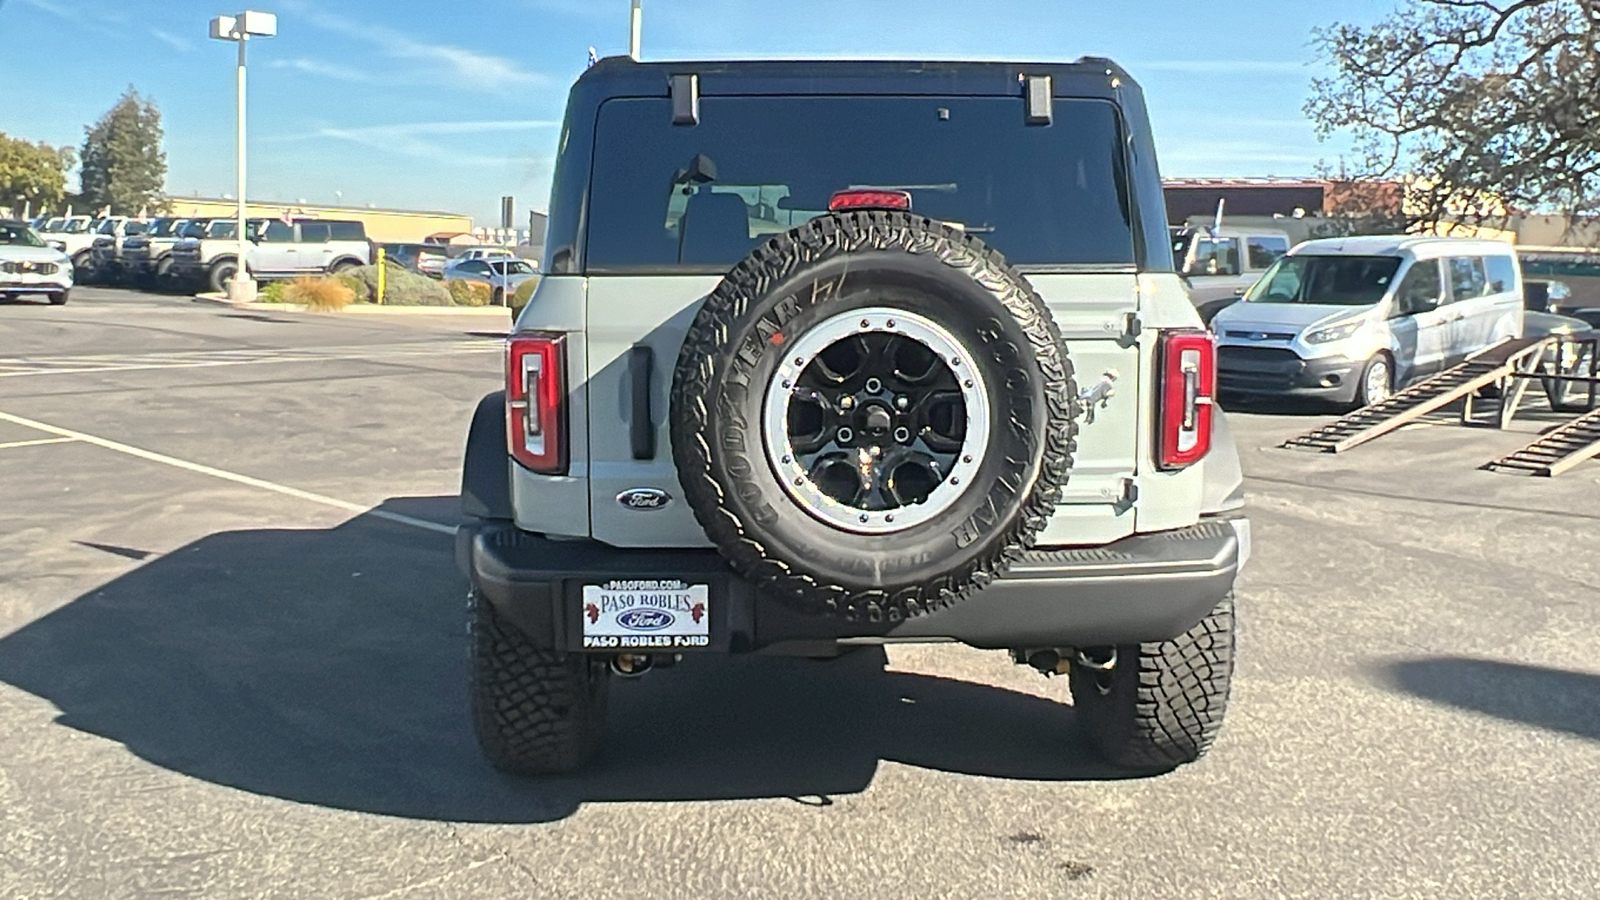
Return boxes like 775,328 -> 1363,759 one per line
584,274 -> 1141,549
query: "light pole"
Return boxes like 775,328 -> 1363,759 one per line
629,0 -> 641,61
209,10 -> 276,302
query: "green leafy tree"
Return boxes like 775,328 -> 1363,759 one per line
0,132 -> 75,214
79,88 -> 168,215
1308,0 -> 1600,235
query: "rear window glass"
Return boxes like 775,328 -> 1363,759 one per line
584,96 -> 1136,271
329,222 -> 365,241
1245,255 -> 1402,306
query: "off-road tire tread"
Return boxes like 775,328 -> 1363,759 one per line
1072,594 -> 1235,771
469,590 -> 608,775
671,210 -> 1078,621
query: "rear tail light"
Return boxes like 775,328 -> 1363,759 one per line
1158,330 -> 1216,470
506,333 -> 567,474
829,189 -> 913,212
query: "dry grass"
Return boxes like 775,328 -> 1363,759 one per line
283,276 -> 356,312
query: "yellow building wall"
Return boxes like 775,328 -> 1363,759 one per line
164,198 -> 472,244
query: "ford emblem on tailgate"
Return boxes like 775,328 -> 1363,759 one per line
617,488 -> 671,511
618,609 -> 675,631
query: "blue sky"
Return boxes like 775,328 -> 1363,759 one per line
0,0 -> 1397,225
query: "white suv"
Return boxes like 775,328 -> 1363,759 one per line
0,220 -> 74,305
458,57 -> 1250,777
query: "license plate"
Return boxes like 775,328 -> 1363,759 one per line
580,580 -> 710,650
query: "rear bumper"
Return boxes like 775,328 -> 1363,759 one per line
459,517 -> 1247,654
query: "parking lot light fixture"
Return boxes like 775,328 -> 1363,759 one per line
209,11 -> 277,303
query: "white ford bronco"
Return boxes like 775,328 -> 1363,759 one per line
457,58 -> 1250,775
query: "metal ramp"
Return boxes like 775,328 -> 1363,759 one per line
1280,338 -> 1551,454
1483,408 -> 1600,476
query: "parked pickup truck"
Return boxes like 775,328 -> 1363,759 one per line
170,218 -> 372,292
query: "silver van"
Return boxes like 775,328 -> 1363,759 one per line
1213,236 -> 1524,407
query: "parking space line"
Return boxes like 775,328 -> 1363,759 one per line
0,409 -> 455,536
0,436 -> 77,451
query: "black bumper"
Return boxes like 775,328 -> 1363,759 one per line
458,518 -> 1246,654
1218,346 -> 1360,402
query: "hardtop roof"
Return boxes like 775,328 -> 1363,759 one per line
572,55 -> 1139,100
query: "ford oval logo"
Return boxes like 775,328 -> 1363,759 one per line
617,609 -> 675,631
617,488 -> 671,511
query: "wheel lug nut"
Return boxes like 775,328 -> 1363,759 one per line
840,396 -> 855,410
963,455 -> 973,463
950,477 -> 960,485
895,395 -> 909,410
860,319 -> 870,329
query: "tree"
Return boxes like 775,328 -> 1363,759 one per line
79,88 -> 167,216
0,133 -> 75,214
1307,0 -> 1600,236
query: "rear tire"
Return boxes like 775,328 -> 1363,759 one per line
469,588 -> 609,775
1069,594 -> 1235,773
492,288 -> 505,307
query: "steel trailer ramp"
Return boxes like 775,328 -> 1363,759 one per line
1280,338 -> 1550,454
1483,408 -> 1600,476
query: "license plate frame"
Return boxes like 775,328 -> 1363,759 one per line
577,579 -> 714,651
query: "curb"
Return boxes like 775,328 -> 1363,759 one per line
192,293 -> 511,317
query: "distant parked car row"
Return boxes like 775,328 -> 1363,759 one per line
32,214 -> 374,292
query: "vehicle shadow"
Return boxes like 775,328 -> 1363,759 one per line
0,496 -> 1126,825
1386,656 -> 1600,742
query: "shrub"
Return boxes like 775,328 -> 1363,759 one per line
283,275 -> 355,312
511,277 -> 540,314
344,264 -> 452,306
257,281 -> 289,303
447,279 -> 493,306
336,272 -> 370,303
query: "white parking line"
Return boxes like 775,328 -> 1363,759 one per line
0,340 -> 501,378
0,436 -> 78,451
0,410 -> 455,536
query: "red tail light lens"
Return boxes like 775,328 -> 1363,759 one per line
506,333 -> 567,474
1158,331 -> 1216,470
828,189 -> 913,212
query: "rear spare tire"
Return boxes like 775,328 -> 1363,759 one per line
670,211 -> 1078,621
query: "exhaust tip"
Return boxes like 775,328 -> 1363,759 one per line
610,653 -> 653,677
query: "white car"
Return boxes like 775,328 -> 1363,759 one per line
454,246 -> 518,263
444,257 -> 539,305
0,220 -> 75,305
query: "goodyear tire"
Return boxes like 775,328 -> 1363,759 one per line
469,589 -> 609,775
670,211 -> 1077,622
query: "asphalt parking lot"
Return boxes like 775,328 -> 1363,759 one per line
1,287 -> 1597,898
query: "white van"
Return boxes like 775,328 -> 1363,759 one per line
1213,236 -> 1524,408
